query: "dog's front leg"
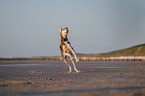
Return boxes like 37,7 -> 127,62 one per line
64,42 -> 79,63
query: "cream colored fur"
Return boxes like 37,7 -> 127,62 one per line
59,26 -> 80,73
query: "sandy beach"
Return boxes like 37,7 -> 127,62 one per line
0,60 -> 145,96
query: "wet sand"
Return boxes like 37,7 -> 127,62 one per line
0,60 -> 145,96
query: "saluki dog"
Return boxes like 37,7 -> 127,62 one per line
59,26 -> 80,73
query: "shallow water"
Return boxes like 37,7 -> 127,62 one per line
0,60 -> 145,96
0,63 -> 48,66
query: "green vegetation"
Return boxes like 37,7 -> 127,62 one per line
77,43 -> 145,57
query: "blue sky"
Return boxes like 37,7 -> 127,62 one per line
0,0 -> 145,57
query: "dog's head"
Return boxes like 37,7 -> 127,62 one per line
59,26 -> 69,39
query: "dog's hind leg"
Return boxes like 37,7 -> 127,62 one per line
72,60 -> 80,73
60,44 -> 72,73
65,53 -> 80,73
63,59 -> 72,73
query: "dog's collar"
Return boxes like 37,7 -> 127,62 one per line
63,38 -> 68,41
61,37 -> 68,41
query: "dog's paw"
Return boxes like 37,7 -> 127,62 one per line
68,71 -> 72,73
75,59 -> 79,63
76,70 -> 80,73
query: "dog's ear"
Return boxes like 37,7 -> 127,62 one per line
59,26 -> 62,36
59,26 -> 62,33
65,27 -> 68,30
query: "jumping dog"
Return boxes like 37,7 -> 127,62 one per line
59,26 -> 80,73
